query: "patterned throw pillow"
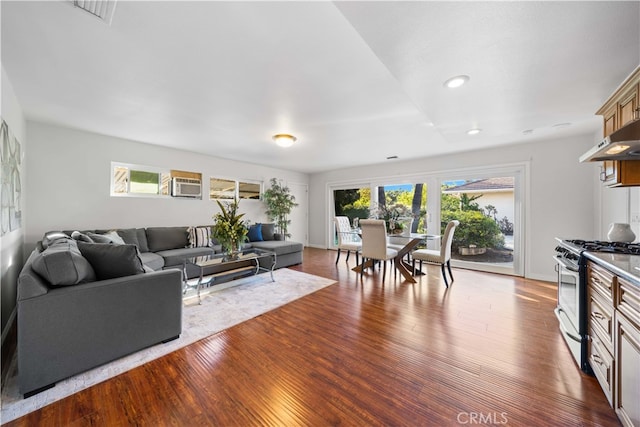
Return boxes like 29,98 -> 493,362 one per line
188,226 -> 212,248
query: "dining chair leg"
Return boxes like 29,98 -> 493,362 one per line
447,260 -> 454,283
382,260 -> 387,281
346,250 -> 351,262
356,252 -> 360,266
441,263 -> 449,287
335,249 -> 341,264
360,258 -> 365,279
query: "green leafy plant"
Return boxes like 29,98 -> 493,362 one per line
212,198 -> 248,253
262,178 -> 298,239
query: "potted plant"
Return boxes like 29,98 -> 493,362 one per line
262,178 -> 298,240
211,198 -> 249,254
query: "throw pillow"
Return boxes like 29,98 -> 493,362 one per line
41,231 -> 70,249
104,230 -> 126,245
32,239 -> 96,286
247,223 -> 263,242
261,223 -> 275,241
77,242 -> 145,280
87,232 -> 114,244
188,226 -> 212,248
71,231 -> 94,243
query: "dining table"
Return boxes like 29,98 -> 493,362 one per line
352,232 -> 441,283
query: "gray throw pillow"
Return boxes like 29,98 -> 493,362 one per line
261,223 -> 275,241
117,228 -> 140,248
32,239 -> 96,286
41,231 -> 71,249
77,242 -> 145,280
86,232 -> 114,244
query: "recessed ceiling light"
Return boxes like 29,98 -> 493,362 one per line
467,128 -> 481,135
443,75 -> 469,89
523,129 -> 534,135
552,123 -> 572,129
386,155 -> 398,160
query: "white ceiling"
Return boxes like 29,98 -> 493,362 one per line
2,1 -> 639,173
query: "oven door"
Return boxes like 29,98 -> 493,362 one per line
553,256 -> 584,367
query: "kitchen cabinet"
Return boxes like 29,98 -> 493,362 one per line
586,260 -> 640,427
596,68 -> 640,187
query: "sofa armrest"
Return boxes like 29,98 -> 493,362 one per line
17,268 -> 183,395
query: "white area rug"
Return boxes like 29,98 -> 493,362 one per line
1,269 -> 336,423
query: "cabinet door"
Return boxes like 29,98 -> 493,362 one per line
619,84 -> 639,127
615,314 -> 640,427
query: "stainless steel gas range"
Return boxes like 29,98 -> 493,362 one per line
553,238 -> 640,372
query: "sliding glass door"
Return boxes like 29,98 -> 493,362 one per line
439,171 -> 522,276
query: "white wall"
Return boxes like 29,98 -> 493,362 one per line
1,66 -> 27,335
25,121 -> 308,250
309,133 -> 600,282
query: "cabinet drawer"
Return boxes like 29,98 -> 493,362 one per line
617,277 -> 640,329
590,293 -> 614,352
588,262 -> 615,303
589,330 -> 614,406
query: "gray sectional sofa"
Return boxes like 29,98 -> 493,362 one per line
17,224 -> 303,397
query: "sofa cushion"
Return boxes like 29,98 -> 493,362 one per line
136,228 -> 150,253
261,223 -> 275,241
156,247 -> 215,267
138,252 -> 165,271
146,227 -> 189,252
116,228 -> 140,248
77,242 -> 145,280
188,226 -> 212,248
32,239 -> 96,286
250,240 -> 303,256
247,224 -> 263,242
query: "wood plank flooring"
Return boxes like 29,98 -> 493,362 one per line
3,248 -> 620,426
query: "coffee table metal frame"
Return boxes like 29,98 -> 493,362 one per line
183,248 -> 276,304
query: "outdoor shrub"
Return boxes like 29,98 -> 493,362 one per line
442,209 -> 505,250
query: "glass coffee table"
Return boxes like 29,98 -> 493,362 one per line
183,248 -> 276,304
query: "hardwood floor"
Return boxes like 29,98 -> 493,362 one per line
3,248 -> 620,426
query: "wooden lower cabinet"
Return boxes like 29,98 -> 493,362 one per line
587,261 -> 640,426
615,314 -> 640,427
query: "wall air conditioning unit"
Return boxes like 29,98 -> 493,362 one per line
171,177 -> 201,198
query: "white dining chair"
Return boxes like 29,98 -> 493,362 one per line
359,219 -> 398,280
411,220 -> 460,287
334,216 -> 361,264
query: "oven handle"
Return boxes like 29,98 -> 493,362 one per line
554,307 -> 582,342
553,255 -> 579,273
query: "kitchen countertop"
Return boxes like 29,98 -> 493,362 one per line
583,251 -> 640,285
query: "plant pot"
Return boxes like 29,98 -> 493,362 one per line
458,246 -> 487,256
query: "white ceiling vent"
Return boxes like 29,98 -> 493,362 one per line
71,0 -> 117,25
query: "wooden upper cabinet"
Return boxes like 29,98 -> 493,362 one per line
619,84 -> 639,127
596,68 -> 640,187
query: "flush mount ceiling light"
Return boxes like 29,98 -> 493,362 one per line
467,128 -> 482,135
272,134 -> 297,148
443,75 -> 470,89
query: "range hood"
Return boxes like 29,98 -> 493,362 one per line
580,118 -> 640,162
